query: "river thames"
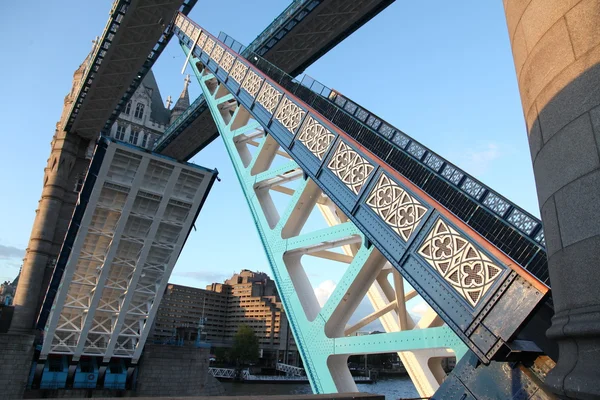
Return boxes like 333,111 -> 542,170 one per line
220,376 -> 419,400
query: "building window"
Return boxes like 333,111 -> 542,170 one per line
134,103 -> 145,119
125,101 -> 131,115
129,129 -> 139,145
141,133 -> 149,148
74,174 -> 85,193
115,124 -> 126,141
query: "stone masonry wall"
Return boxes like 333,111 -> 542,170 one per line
0,333 -> 35,399
135,344 -> 224,397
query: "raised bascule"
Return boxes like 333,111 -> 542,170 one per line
167,14 -> 554,398
5,0 -> 600,399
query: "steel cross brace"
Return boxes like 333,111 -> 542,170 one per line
192,58 -> 466,395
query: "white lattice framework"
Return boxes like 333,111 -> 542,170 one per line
276,363 -> 305,376
41,141 -> 215,362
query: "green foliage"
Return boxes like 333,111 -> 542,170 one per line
230,324 -> 259,366
213,347 -> 231,366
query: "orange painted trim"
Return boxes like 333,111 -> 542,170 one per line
180,14 -> 550,294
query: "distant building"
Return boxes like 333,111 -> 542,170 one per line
0,276 -> 17,332
151,270 -> 298,367
0,276 -> 17,306
106,71 -> 190,150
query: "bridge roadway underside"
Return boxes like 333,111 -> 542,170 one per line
259,0 -> 395,77
154,97 -> 218,161
155,0 -> 395,161
67,0 -> 194,140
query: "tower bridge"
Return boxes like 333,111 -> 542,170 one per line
3,0 -> 600,399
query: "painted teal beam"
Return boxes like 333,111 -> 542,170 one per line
172,16 -> 551,368
184,44 -> 466,394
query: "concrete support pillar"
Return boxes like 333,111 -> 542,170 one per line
11,130 -> 80,332
503,1 -> 600,398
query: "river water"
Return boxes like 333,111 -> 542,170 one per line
220,376 -> 419,400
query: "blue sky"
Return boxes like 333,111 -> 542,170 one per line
0,0 -> 537,310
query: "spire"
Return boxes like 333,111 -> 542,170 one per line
166,95 -> 172,110
183,74 -> 191,93
169,74 -> 191,124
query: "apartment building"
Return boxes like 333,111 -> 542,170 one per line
151,270 -> 298,366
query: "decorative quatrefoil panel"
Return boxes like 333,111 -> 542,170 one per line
275,98 -> 305,132
219,52 -> 235,73
297,116 -> 335,160
418,219 -> 504,307
230,61 -> 248,84
366,173 -> 428,241
241,70 -> 264,98
327,141 -> 374,195
257,83 -> 282,114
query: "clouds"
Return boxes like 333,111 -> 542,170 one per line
410,301 -> 430,317
313,280 -> 384,332
0,244 -> 25,260
172,269 -> 229,285
452,142 -> 502,177
0,244 -> 24,282
314,280 -> 336,307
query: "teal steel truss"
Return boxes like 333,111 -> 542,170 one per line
192,56 -> 466,395
173,12 -> 552,397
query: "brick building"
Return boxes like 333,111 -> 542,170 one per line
151,270 -> 298,367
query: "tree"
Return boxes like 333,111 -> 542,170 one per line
230,324 -> 259,368
213,347 -> 231,367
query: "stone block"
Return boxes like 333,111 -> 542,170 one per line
565,0 -> 600,58
554,168 -> 600,247
540,196 -> 563,256
519,18 -> 575,113
591,105 -> 600,157
528,112 -> 543,161
547,235 -> 600,312
505,0 -> 535,38
512,22 -> 529,77
537,50 -> 600,142
520,0 -> 581,50
533,112 -> 599,205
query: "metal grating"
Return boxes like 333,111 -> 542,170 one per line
40,138 -> 217,362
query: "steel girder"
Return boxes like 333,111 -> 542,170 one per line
174,13 -> 551,365
195,60 -> 466,395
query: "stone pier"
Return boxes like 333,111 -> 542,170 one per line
135,344 -> 225,397
503,0 -> 600,398
0,333 -> 35,399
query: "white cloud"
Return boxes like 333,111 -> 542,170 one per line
411,301 -> 430,317
173,270 -> 229,284
313,280 -> 385,332
0,244 -> 25,260
456,142 -> 501,177
314,280 -> 337,307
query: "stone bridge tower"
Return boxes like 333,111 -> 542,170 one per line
10,43 -> 98,333
503,1 -> 600,398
